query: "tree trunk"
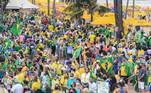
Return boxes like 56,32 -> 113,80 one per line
52,0 -> 56,18
132,0 -> 135,18
114,0 -> 124,39
32,0 -> 34,4
48,0 -> 50,16
125,0 -> 129,19
106,0 -> 109,8
90,12 -> 93,22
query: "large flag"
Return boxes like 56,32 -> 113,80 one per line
73,46 -> 82,58
148,36 -> 151,47
99,57 -> 113,75
10,16 -> 21,36
5,39 -> 11,49
120,62 -> 131,76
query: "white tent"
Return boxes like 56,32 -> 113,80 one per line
6,0 -> 38,9
19,0 -> 39,9
6,0 -> 21,9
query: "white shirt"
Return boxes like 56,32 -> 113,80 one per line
80,73 -> 90,83
11,84 -> 23,93
89,82 -> 97,92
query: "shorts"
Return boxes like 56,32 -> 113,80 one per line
138,81 -> 144,90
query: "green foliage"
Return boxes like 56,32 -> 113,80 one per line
64,0 -> 110,21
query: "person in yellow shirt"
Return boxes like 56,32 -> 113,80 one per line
89,33 -> 95,43
15,72 -> 26,83
52,84 -> 62,93
31,76 -> 41,92
137,49 -> 144,58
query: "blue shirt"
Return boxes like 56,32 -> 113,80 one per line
67,79 -> 76,89
67,46 -> 73,54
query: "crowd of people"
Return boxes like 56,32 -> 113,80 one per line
0,10 -> 150,93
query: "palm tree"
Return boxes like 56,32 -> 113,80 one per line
64,0 -> 110,22
114,0 -> 124,39
64,0 -> 84,22
125,0 -> 129,19
86,0 -> 97,21
132,0 -> 135,18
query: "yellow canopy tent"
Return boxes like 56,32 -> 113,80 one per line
103,13 -> 114,17
126,18 -> 151,26
91,16 -> 115,25
82,11 -> 91,19
82,11 -> 101,20
29,0 -> 66,14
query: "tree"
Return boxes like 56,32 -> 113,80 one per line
132,0 -> 135,18
106,0 -> 109,8
64,0 -> 84,22
52,0 -> 56,18
48,0 -> 50,15
125,0 -> 129,19
64,0 -> 110,22
114,0 -> 124,39
85,0 -> 97,21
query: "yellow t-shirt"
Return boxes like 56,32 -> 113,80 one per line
89,34 -> 95,42
115,74 -> 120,81
74,70 -> 80,78
48,25 -> 54,31
56,64 -> 62,75
138,49 -> 144,57
148,76 -> 151,83
16,72 -> 25,83
64,35 -> 68,39
78,67 -> 85,75
120,66 -> 127,76
134,65 -> 138,75
32,79 -> 41,91
128,56 -> 133,63
60,75 -> 65,85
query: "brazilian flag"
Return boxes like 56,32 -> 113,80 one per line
99,57 -> 113,75
10,16 -> 21,36
120,62 -> 131,76
4,39 -> 11,49
73,46 -> 82,58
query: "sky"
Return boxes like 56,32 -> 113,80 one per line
97,0 -> 151,7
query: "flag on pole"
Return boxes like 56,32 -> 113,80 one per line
73,46 -> 82,58
10,16 -> 21,36
4,39 -> 11,49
